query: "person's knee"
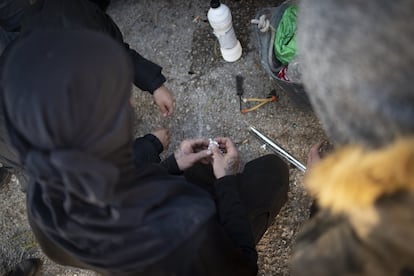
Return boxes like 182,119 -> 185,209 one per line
242,154 -> 290,199
245,154 -> 289,177
264,154 -> 289,172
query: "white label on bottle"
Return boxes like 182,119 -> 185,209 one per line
215,27 -> 238,49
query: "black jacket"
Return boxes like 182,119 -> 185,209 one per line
29,156 -> 258,276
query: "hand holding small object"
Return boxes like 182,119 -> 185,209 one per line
210,137 -> 240,179
174,139 -> 211,171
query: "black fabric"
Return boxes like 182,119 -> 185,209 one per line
0,0 -> 29,32
0,26 -> 17,54
29,213 -> 257,276
20,0 -> 166,93
215,175 -> 258,268
237,155 -> 289,243
136,217 -> 258,276
132,134 -> 164,165
185,154 -> 289,244
0,39 -> 28,188
87,0 -> 111,11
0,0 -> 29,188
182,154 -> 289,268
401,269 -> 414,276
132,145 -> 290,271
161,154 -> 183,175
1,30 -> 215,274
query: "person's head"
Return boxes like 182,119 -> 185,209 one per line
1,30 -> 134,166
292,1 -> 414,275
1,30 -> 135,204
298,0 -> 414,148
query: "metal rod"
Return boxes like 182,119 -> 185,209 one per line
248,125 -> 307,172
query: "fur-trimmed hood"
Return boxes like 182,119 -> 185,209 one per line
291,138 -> 414,276
306,138 -> 414,214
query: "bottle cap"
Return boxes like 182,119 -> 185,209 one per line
210,0 -> 220,8
221,40 -> 242,62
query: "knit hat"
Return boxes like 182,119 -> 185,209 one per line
297,0 -> 414,148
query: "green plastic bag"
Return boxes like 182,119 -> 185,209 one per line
274,6 -> 297,65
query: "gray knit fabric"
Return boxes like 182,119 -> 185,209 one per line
297,0 -> 414,148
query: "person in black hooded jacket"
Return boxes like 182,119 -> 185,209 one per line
0,0 -> 172,190
1,29 -> 289,276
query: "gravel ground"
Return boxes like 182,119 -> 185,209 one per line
0,0 -> 327,275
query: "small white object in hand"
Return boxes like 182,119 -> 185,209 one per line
207,138 -> 219,154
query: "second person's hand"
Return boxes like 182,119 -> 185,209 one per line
153,85 -> 174,117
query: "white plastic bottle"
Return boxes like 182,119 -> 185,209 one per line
207,0 -> 242,62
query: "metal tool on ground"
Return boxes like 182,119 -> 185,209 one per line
248,125 -> 307,172
241,90 -> 277,114
236,75 -> 244,112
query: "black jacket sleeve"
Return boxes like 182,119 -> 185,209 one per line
125,43 -> 166,94
101,11 -> 166,93
132,134 -> 163,165
19,0 -> 166,94
160,154 -> 183,175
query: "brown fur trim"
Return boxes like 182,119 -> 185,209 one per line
306,138 -> 414,214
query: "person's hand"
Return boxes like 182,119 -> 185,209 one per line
174,139 -> 211,171
210,137 -> 240,179
151,128 -> 170,151
153,85 -> 174,117
307,142 -> 323,170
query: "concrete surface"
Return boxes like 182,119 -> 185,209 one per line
0,0 -> 327,275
